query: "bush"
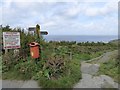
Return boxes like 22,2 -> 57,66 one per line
14,59 -> 40,80
2,51 -> 20,72
34,59 -> 81,88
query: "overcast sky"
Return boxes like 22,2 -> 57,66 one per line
1,0 -> 118,35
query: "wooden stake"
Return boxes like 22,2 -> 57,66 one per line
69,52 -> 72,60
5,49 -> 8,55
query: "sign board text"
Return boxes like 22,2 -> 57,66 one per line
3,32 -> 20,49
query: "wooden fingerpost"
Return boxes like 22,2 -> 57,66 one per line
35,24 -> 41,62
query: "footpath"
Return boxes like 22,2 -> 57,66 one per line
74,50 -> 119,89
1,80 -> 40,89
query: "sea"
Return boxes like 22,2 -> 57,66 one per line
43,35 -> 118,43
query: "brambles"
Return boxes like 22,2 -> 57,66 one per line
43,54 -> 66,80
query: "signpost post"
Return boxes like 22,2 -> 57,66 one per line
36,24 -> 40,40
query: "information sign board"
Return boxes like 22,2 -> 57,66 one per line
3,32 -> 20,49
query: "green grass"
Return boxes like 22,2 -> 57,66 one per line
2,57 -> 41,80
98,59 -> 120,83
73,51 -> 103,61
2,69 -> 23,80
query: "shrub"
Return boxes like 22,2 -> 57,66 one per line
34,59 -> 81,88
2,51 -> 20,72
15,59 -> 40,80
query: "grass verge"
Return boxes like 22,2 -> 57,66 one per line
97,58 -> 120,84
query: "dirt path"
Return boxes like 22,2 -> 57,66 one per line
1,80 -> 40,89
87,50 -> 118,63
74,50 -> 119,88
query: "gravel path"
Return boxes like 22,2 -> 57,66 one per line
90,50 -> 118,63
74,73 -> 118,88
81,62 -> 100,75
1,80 -> 40,89
74,50 -> 119,88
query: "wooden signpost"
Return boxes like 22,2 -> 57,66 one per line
29,24 -> 48,61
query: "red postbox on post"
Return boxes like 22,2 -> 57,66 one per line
29,42 -> 40,58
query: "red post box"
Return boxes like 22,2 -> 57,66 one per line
29,42 -> 40,58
